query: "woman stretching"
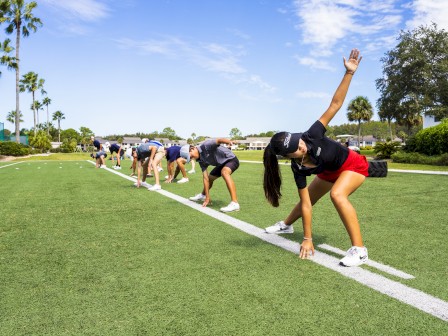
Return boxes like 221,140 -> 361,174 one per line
263,49 -> 369,267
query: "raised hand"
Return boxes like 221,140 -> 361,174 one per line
343,48 -> 362,74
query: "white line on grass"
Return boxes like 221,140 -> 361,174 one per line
317,244 -> 415,279
0,161 -> 24,169
89,160 -> 448,322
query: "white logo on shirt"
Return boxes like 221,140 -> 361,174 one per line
316,147 -> 321,156
284,133 -> 291,148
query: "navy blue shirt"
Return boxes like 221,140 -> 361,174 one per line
93,140 -> 102,150
292,120 -> 349,189
109,143 -> 121,153
166,146 -> 181,162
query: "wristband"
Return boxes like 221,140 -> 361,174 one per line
303,237 -> 312,241
346,70 -> 355,75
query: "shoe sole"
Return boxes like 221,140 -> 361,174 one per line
339,258 -> 368,267
265,230 -> 294,234
220,208 -> 240,213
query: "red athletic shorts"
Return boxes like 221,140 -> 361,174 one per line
317,149 -> 369,183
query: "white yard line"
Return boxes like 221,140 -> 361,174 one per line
88,160 -> 448,322
0,161 -> 24,169
317,243 -> 415,279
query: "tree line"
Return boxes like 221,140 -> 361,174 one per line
1,2 -> 447,148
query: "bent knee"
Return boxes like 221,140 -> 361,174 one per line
330,189 -> 349,204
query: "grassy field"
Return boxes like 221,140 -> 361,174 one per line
1,157 -> 447,335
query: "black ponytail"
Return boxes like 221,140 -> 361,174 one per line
263,144 -> 282,207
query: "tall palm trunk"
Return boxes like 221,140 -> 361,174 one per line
58,120 -> 61,142
357,121 -> 362,147
32,91 -> 37,135
46,106 -> 49,135
14,21 -> 20,143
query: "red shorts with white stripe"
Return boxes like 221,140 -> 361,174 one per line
317,149 -> 369,183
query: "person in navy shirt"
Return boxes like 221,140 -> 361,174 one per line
164,145 -> 189,184
263,49 -> 369,267
107,142 -> 124,170
90,136 -> 106,168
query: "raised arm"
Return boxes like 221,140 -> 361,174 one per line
216,138 -> 233,147
318,49 -> 362,128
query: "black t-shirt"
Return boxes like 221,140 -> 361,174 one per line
292,120 -> 349,189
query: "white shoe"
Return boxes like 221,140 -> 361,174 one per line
177,177 -> 189,184
265,221 -> 294,234
189,193 -> 206,201
188,169 -> 195,174
165,175 -> 169,180
157,167 -> 163,172
220,201 -> 240,213
114,166 -> 122,170
148,184 -> 162,191
100,165 -> 106,169
141,181 -> 152,188
339,246 -> 368,267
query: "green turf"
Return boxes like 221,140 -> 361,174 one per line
0,160 -> 447,335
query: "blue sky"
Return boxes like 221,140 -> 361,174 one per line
1,0 -> 447,139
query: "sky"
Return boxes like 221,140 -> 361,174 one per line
1,0 -> 448,139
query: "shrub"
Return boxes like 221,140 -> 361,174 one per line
373,141 -> 401,159
0,141 -> 30,156
29,131 -> 52,152
391,151 -> 448,166
412,119 -> 448,155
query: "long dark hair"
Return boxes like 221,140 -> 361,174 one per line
263,144 -> 282,207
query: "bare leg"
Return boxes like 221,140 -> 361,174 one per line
221,166 -> 238,203
330,171 -> 366,247
284,177 -> 333,225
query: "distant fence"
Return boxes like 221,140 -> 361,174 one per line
0,124 -> 29,145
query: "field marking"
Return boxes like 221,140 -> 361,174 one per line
88,160 -> 448,322
0,161 -> 24,169
317,244 -> 414,279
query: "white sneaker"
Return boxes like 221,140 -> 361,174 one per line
141,181 -> 152,188
177,177 -> 189,184
100,165 -> 106,169
158,167 -> 163,172
165,175 -> 169,180
265,221 -> 294,234
114,166 -> 122,170
189,193 -> 206,201
339,246 -> 368,267
188,169 -> 195,174
220,201 -> 240,213
148,184 -> 162,191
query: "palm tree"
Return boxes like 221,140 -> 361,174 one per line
42,96 -> 51,135
19,71 -> 45,135
0,0 -> 42,143
52,110 -> 65,142
347,96 -> 373,147
31,99 -> 43,126
6,110 -> 23,125
0,38 -> 17,77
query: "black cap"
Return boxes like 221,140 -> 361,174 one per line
269,132 -> 302,157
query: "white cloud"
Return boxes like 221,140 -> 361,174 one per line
295,55 -> 334,71
292,0 -> 404,58
406,0 -> 448,30
115,36 -> 277,92
41,0 -> 110,21
296,91 -> 331,99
